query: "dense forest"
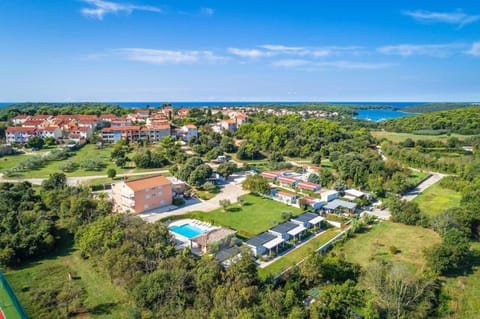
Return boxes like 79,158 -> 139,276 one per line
381,106 -> 480,134
0,103 -> 132,121
402,102 -> 478,114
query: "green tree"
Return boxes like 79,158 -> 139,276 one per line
107,168 -> 116,179
26,136 -> 45,149
220,199 -> 231,212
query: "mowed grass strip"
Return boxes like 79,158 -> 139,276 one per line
189,194 -> 303,238
337,221 -> 440,273
371,131 -> 473,143
0,277 -> 24,319
413,183 -> 462,218
258,228 -> 341,280
5,243 -> 134,318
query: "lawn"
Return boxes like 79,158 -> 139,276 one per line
258,228 -> 341,279
407,170 -> 429,186
4,239 -> 134,318
189,194 -> 303,238
2,144 -> 167,179
337,221 -> 441,274
0,154 -> 33,172
372,131 -> 473,143
413,183 -> 462,218
443,242 -> 480,319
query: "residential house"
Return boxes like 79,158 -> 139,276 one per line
120,175 -> 173,213
235,113 -> 248,125
101,126 -> 142,143
245,232 -> 285,256
111,118 -> 132,127
344,189 -> 371,201
36,126 -> 62,140
269,221 -> 306,240
301,196 -> 325,211
22,119 -> 46,128
179,124 -> 198,141
12,114 -> 30,125
315,189 -> 339,202
260,171 -> 282,181
69,126 -> 92,142
275,191 -> 298,205
291,212 -> 325,229
221,119 -> 237,131
143,125 -> 171,142
304,165 -> 320,174
5,127 -> 37,143
277,176 -> 301,188
323,199 -> 357,214
297,181 -> 322,192
190,227 -> 237,254
99,114 -> 117,122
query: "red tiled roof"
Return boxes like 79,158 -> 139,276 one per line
125,175 -> 171,192
277,191 -> 297,198
277,176 -> 299,184
6,127 -> 36,133
260,172 -> 280,179
102,126 -> 141,132
297,181 -> 321,190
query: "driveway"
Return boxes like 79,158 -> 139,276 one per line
141,179 -> 249,223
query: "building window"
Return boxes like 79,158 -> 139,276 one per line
158,192 -> 162,196
145,188 -> 150,192
160,200 -> 165,205
144,204 -> 149,210
146,195 -> 150,200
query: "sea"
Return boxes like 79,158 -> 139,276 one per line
0,101 -> 425,122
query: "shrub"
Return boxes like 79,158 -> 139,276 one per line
389,246 -> 399,254
173,197 -> 185,206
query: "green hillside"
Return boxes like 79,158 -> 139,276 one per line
402,103 -> 478,113
382,106 -> 480,134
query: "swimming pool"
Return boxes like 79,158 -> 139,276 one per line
169,223 -> 208,239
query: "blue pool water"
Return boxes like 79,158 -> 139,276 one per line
170,224 -> 207,239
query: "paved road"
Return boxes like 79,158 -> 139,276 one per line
0,170 -> 170,186
141,180 -> 249,223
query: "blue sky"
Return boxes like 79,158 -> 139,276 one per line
1,0 -> 480,102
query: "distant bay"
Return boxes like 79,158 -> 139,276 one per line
354,109 -> 415,122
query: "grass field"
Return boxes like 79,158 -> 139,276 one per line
337,221 -> 440,273
189,194 -> 302,238
413,183 -> 462,218
407,170 -> 429,185
443,242 -> 480,319
258,228 -> 341,279
372,131 -> 473,143
4,239 -> 134,318
0,272 -> 25,319
1,144 -> 165,179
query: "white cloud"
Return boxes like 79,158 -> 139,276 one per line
466,42 -> 480,56
272,59 -> 393,70
272,59 -> 310,67
80,0 -> 162,20
200,7 -> 215,16
228,48 -> 274,58
115,48 -> 226,64
378,43 -> 462,57
403,10 -> 480,27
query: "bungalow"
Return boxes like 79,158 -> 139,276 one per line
245,232 -> 285,256
315,189 -> 339,202
297,181 -> 322,192
277,176 -> 301,188
215,246 -> 242,268
323,199 -> 357,214
291,212 -> 325,229
301,196 -> 325,211
190,227 -> 237,254
269,221 -> 306,240
275,191 -> 298,205
303,165 -> 320,174
344,189 -> 371,201
260,171 -> 281,180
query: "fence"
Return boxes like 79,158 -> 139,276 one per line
0,270 -> 28,319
